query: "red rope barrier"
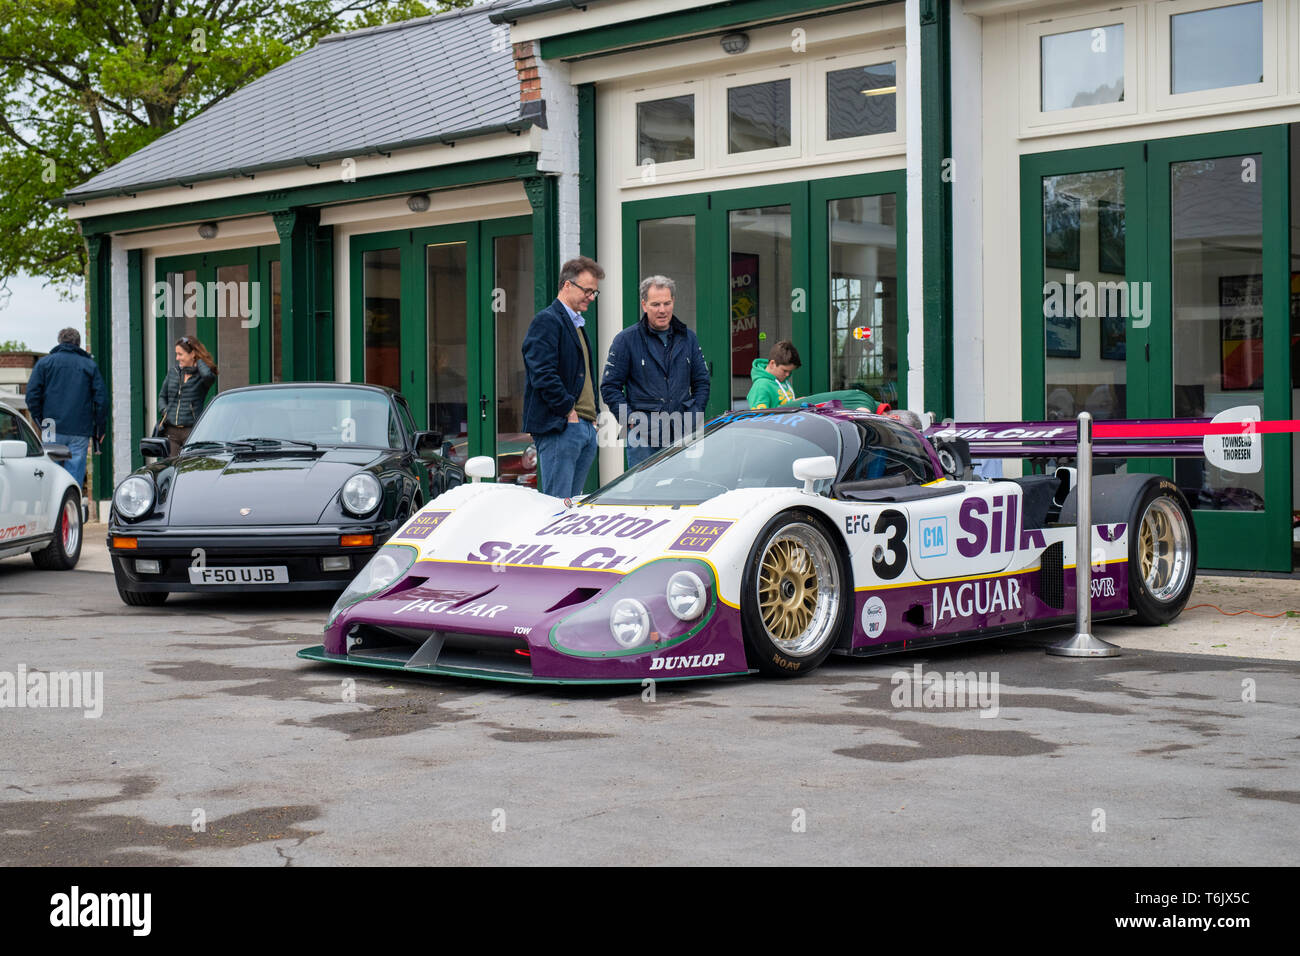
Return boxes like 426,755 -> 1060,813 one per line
1094,420 -> 1300,439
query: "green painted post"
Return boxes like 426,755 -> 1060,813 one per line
920,0 -> 953,419
273,207 -> 321,381
86,234 -> 113,500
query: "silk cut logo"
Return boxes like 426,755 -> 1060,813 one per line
399,511 -> 450,540
670,519 -> 733,553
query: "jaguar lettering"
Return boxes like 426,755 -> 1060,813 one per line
396,598 -> 509,618
931,578 -> 1022,623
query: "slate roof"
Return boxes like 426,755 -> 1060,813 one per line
63,0 -> 533,203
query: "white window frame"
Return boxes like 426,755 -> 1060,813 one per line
812,48 -> 905,156
711,64 -> 804,168
621,80 -> 706,185
1021,6 -> 1139,130
1155,0 -> 1276,111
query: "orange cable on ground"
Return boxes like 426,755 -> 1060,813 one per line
1185,604 -> 1294,619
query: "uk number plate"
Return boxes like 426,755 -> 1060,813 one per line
188,566 -> 289,585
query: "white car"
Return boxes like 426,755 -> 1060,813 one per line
0,400 -> 83,570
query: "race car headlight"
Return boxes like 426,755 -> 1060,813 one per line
609,598 -> 650,649
551,558 -> 717,659
327,543 -> 417,627
666,571 -> 707,621
341,472 -> 382,517
113,475 -> 155,520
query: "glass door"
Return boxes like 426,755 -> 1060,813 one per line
485,222 -> 537,486
1148,128 -> 1291,571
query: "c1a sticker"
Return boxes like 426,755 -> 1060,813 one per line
398,510 -> 450,540
669,519 -> 734,553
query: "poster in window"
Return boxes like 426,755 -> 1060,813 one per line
731,252 -> 760,376
1097,199 -> 1125,275
1219,274 -> 1264,391
1044,191 -> 1080,272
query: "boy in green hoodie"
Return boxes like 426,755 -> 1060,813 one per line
747,340 -> 801,409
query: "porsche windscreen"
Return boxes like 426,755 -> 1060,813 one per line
587,411 -> 842,506
187,388 -> 402,449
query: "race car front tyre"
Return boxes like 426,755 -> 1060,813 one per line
741,510 -> 850,677
31,488 -> 82,571
1128,479 -> 1197,625
117,585 -> 168,607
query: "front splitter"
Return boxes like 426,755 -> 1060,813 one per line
296,645 -> 756,685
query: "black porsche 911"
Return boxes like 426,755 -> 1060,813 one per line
107,383 -> 462,606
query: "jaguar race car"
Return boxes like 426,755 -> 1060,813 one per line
297,403 -> 1198,683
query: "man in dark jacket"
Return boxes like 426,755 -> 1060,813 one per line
25,328 -> 107,487
601,275 -> 710,469
522,256 -> 603,498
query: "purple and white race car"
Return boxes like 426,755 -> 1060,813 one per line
297,404 -> 1197,683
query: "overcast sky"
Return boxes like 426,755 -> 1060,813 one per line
0,273 -> 85,353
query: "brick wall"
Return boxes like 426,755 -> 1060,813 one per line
514,41 -> 541,102
0,351 -> 43,369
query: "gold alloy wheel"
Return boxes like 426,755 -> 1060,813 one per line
1137,496 -> 1192,602
755,523 -> 841,656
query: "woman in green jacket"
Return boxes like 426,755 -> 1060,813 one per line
157,336 -> 218,455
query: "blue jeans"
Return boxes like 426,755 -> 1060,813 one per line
625,440 -> 658,470
536,420 -> 598,499
56,433 -> 89,487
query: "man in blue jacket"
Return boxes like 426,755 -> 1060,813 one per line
522,256 -> 604,498
25,327 -> 107,487
601,275 -> 710,469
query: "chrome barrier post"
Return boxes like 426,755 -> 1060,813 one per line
1048,412 -> 1120,657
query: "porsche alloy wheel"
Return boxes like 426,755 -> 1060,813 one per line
742,511 -> 849,677
1128,482 -> 1197,625
31,488 -> 82,571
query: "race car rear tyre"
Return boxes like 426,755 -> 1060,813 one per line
31,488 -> 82,571
117,585 -> 168,607
741,510 -> 850,677
1128,479 -> 1197,625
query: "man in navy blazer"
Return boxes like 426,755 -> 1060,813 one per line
522,256 -> 604,498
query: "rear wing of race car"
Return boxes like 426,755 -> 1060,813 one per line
922,418 -> 1210,460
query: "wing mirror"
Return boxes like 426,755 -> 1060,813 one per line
792,455 -> 836,495
413,430 -> 443,455
140,437 -> 170,459
465,455 -> 496,482
0,440 -> 28,460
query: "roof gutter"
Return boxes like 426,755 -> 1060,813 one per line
489,0 -> 599,25
56,118 -> 536,207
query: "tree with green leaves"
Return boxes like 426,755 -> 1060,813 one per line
0,0 -> 467,297
0,339 -> 33,352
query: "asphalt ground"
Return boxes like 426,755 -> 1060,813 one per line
0,528 -> 1297,866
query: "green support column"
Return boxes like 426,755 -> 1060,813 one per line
313,224 -> 335,381
127,249 -> 144,471
273,207 -> 321,381
920,0 -> 953,418
525,175 -> 559,312
86,233 -> 113,500
578,83 -> 599,330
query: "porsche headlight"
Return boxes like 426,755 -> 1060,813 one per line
327,543 -> 417,627
341,472 -> 382,517
666,571 -> 707,621
113,475 -> 155,520
609,598 -> 650,649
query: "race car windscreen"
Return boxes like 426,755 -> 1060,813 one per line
187,388 -> 402,449
587,411 -> 842,506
